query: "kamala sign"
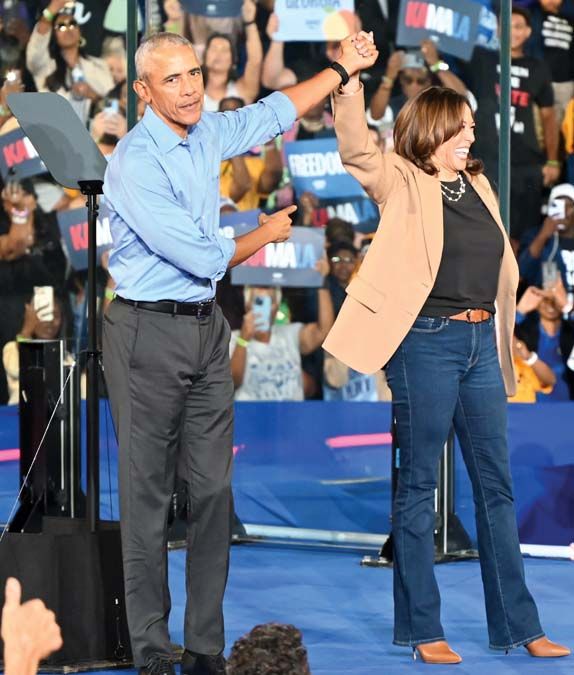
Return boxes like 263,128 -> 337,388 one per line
396,0 -> 481,61
220,210 -> 325,287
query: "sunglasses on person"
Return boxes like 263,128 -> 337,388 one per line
55,19 -> 78,31
330,255 -> 356,264
401,74 -> 430,86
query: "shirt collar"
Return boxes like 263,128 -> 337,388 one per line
142,106 -> 192,153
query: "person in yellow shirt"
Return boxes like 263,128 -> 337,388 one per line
509,335 -> 555,403
218,96 -> 283,211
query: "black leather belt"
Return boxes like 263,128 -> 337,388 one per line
116,295 -> 215,317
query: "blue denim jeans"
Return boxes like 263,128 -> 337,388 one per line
385,315 -> 544,650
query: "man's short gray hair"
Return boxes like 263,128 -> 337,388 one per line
135,32 -> 194,80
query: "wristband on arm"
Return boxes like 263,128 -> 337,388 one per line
329,62 -> 350,86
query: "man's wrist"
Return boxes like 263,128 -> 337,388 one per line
545,159 -> 560,167
236,336 -> 250,348
329,61 -> 351,86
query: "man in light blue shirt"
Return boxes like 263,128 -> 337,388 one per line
102,30 -> 379,675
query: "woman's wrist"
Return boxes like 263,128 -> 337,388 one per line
525,351 -> 539,366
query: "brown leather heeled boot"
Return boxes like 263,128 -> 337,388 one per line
525,637 -> 571,658
413,640 -> 462,664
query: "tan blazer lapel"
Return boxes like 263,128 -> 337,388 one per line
414,170 -> 443,280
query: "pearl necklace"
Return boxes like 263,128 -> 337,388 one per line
440,172 -> 465,202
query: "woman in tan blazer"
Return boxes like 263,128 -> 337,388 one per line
324,34 -> 570,665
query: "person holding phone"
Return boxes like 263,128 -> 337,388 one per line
230,266 -> 334,401
323,30 -> 570,664
515,282 -> 574,401
26,0 -> 113,123
519,183 -> 574,309
0,178 -> 66,405
102,30 -> 376,675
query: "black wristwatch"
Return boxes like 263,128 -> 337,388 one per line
329,61 -> 350,86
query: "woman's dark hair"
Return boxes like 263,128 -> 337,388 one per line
202,33 -> 237,87
393,86 -> 483,176
45,22 -> 87,93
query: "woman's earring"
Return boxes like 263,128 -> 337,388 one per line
79,36 -> 87,48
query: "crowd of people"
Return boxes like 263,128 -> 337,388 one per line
0,0 -> 573,407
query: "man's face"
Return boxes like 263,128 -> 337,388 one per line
510,14 -> 532,51
329,250 -> 357,286
400,68 -> 431,99
134,44 -> 204,137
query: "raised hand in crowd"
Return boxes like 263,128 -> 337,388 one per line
1,578 -> 63,675
91,110 -> 128,143
19,302 -> 41,340
239,306 -> 256,343
517,286 -> 545,315
261,12 -> 298,90
37,0 -> 68,34
419,38 -> 467,95
266,11 -> 279,41
242,0 -> 257,24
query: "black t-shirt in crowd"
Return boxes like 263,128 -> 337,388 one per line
421,174 -> 504,318
539,12 -> 574,82
527,7 -> 574,83
466,48 -> 554,167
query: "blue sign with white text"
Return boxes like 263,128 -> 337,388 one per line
396,0 -> 482,61
284,137 -> 366,200
219,210 -> 325,288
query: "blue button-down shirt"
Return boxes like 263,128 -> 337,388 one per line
103,92 -> 297,302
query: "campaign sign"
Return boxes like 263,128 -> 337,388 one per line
219,210 -> 325,288
180,0 -> 242,17
314,196 -> 379,234
0,127 -> 47,180
57,207 -> 113,271
273,0 -> 355,42
396,0 -> 481,61
284,137 -> 366,200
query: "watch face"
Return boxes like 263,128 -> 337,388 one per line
438,62 -> 450,71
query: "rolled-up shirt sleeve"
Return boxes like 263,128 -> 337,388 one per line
214,91 -> 297,160
105,151 -> 235,281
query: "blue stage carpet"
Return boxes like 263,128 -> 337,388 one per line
88,546 -> 572,675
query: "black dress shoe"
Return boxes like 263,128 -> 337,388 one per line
180,649 -> 226,675
139,656 -> 175,675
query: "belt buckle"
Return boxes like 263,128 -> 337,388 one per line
196,301 -> 209,319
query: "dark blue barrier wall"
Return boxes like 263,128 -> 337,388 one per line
0,402 -> 572,546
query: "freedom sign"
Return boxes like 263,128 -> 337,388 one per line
273,0 -> 355,42
284,137 -> 366,200
180,0 -> 241,17
219,210 -> 325,288
396,0 -> 481,61
0,127 -> 47,180
57,206 -> 113,271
